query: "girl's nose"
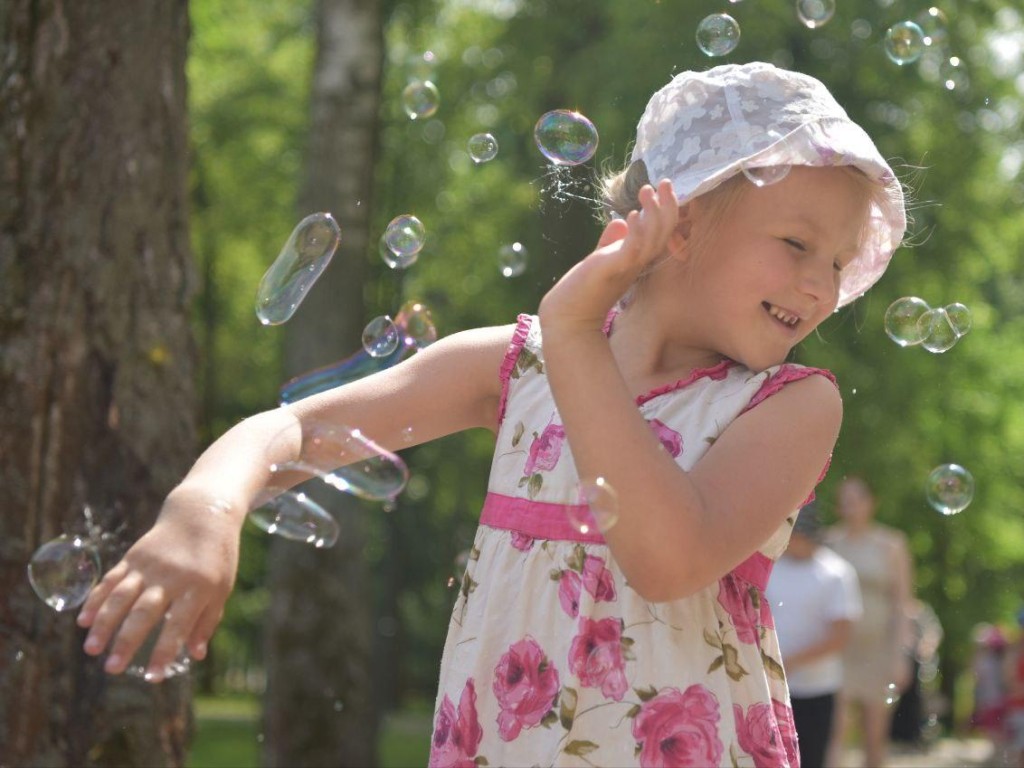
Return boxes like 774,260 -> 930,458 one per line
799,259 -> 838,306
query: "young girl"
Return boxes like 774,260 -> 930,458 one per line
77,62 -> 906,767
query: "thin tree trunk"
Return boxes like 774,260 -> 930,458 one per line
262,1 -> 383,765
0,1 -> 195,766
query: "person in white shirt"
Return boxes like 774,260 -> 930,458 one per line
768,501 -> 863,767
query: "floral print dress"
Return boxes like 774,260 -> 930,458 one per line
429,314 -> 835,768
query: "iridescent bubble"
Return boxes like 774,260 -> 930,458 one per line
885,21 -> 926,66
795,0 -> 836,29
27,534 -> 102,611
925,463 -> 975,515
567,477 -> 619,535
120,622 -> 192,683
741,129 -> 791,188
290,423 -> 409,502
401,80 -> 440,120
945,302 -> 972,337
362,315 -> 400,358
398,300 -> 438,349
941,56 -> 969,91
919,307 -> 959,353
884,296 -> 931,347
248,488 -> 340,548
498,242 -> 528,278
533,110 -> 599,166
379,233 -> 418,270
256,213 -> 341,326
468,132 -> 499,163
384,214 -> 426,260
915,6 -> 949,48
884,682 -> 900,707
695,14 -> 741,57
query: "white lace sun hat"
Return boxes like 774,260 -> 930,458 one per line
631,61 -> 907,307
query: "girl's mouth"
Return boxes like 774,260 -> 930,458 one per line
763,301 -> 800,328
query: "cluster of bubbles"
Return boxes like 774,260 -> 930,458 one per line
565,477 -> 620,536
925,463 -> 975,516
247,424 -> 410,548
884,297 -> 972,354
255,213 -> 341,326
27,507 -> 192,682
695,14 -> 741,58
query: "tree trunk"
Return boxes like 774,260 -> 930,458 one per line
0,1 -> 195,766
262,1 -> 382,766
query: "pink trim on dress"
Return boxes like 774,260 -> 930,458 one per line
729,551 -> 774,592
481,492 -> 606,544
636,360 -> 735,407
740,364 -> 837,415
496,314 -> 534,427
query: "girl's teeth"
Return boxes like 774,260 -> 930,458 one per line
767,304 -> 799,326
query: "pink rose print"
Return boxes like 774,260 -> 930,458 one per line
510,531 -> 535,551
774,699 -> 799,768
581,554 -> 617,602
523,416 -> 566,475
631,685 -> 723,768
568,616 -> 629,701
717,575 -> 773,646
492,637 -> 560,741
429,679 -> 483,768
733,699 -> 793,768
558,570 -> 582,618
647,419 -> 683,458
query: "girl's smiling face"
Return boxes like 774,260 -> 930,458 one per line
672,166 -> 872,372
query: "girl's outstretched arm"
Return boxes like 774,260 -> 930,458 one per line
539,180 -> 842,602
77,324 -> 512,680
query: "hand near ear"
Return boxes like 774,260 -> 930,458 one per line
539,179 -> 680,335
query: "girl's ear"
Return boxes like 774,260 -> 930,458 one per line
667,201 -> 695,261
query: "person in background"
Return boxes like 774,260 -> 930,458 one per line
1005,608 -> 1024,768
970,623 -> 1009,752
890,599 -> 943,749
768,501 -> 862,767
827,476 -> 915,768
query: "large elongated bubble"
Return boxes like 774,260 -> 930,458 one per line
248,487 -> 340,548
279,301 -> 437,403
256,213 -> 341,326
294,424 -> 409,502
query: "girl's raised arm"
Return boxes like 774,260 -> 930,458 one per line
77,323 -> 513,680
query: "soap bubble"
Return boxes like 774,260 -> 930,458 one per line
885,21 -> 926,66
919,307 -> 959,353
533,110 -> 599,166
256,213 -> 341,326
945,302 -> 972,337
248,487 -> 340,548
940,56 -> 969,92
566,477 -> 619,535
741,130 -> 790,188
27,534 -> 102,611
695,14 -> 741,57
402,80 -> 440,120
398,300 -> 438,349
916,7 -> 949,48
468,132 -> 499,163
795,0 -> 835,29
379,233 -> 418,270
925,463 -> 975,515
384,214 -> 426,260
119,622 -> 192,682
884,297 -> 931,347
884,682 -> 900,707
498,242 -> 528,278
362,315 -> 400,358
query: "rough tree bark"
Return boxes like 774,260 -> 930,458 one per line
262,0 -> 383,765
0,2 -> 195,765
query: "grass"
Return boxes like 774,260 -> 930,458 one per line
187,695 -> 432,768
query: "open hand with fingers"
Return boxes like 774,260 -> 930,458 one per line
76,491 -> 242,682
538,178 -> 679,335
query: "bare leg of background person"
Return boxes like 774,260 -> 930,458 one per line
827,695 -> 849,768
862,700 -> 892,768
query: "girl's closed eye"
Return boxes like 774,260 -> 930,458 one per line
782,237 -> 807,252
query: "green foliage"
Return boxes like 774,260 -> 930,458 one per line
190,0 -> 1024,710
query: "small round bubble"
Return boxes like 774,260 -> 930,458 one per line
884,682 -> 900,707
566,477 -> 619,535
498,242 -> 528,278
397,300 -> 437,348
741,129 -> 790,188
885,21 -> 926,66
402,80 -> 440,120
945,302 -> 972,337
468,132 -> 498,163
384,214 -> 426,259
362,315 -> 401,358
533,110 -> 599,166
884,297 -> 931,347
925,463 -> 975,515
915,6 -> 949,47
795,0 -> 836,29
27,534 -> 102,612
379,233 -> 418,270
919,307 -> 959,353
695,14 -> 741,57
941,56 -> 969,92
256,213 -> 341,326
